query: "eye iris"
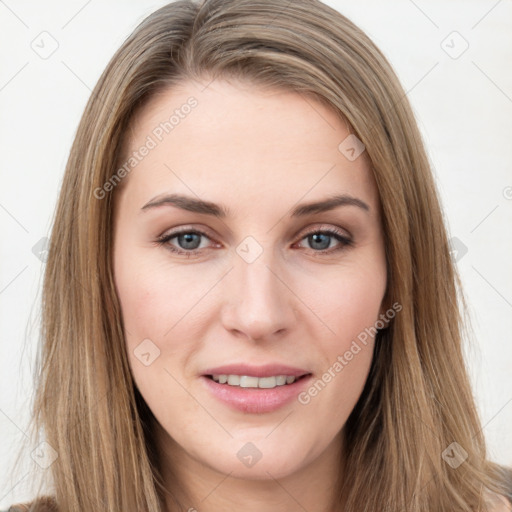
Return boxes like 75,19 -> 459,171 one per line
178,233 -> 201,250
309,233 -> 330,250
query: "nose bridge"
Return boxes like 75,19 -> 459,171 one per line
221,238 -> 294,340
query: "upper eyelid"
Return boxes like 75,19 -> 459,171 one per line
161,223 -> 351,237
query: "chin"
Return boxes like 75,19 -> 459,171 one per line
193,434 -> 320,481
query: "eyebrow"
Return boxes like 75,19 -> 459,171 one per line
140,193 -> 370,217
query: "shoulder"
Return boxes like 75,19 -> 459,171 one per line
1,497 -> 57,511
1,496 -> 58,511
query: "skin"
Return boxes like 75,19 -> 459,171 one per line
112,77 -> 388,512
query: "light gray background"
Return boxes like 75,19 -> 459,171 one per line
1,0 -> 511,507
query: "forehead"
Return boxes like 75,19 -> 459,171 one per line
116,78 -> 378,215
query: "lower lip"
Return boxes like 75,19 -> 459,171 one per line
201,375 -> 312,414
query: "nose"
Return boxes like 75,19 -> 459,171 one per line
220,249 -> 297,342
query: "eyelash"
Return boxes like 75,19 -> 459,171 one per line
155,226 -> 353,258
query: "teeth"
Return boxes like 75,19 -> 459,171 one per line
211,374 -> 298,388
227,375 -> 240,386
240,376 -> 259,388
276,375 -> 286,385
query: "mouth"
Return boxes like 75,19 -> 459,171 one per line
200,364 -> 313,414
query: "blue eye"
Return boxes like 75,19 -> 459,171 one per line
297,229 -> 353,252
156,227 -> 353,257
156,230 -> 210,257
171,232 -> 203,251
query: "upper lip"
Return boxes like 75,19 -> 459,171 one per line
202,364 -> 311,378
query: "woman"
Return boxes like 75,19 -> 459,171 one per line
5,0 -> 511,510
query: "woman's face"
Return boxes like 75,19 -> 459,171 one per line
112,78 -> 387,482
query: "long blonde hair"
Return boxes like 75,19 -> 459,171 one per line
11,0 -> 511,510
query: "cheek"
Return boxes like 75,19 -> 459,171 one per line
293,260 -> 385,408
300,258 -> 386,344
114,257 -> 197,419
114,244 -> 192,340
113,247 -> 212,393
113,242 -> 171,380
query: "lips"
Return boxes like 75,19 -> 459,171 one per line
200,363 -> 313,413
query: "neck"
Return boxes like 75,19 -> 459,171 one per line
153,420 -> 344,512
